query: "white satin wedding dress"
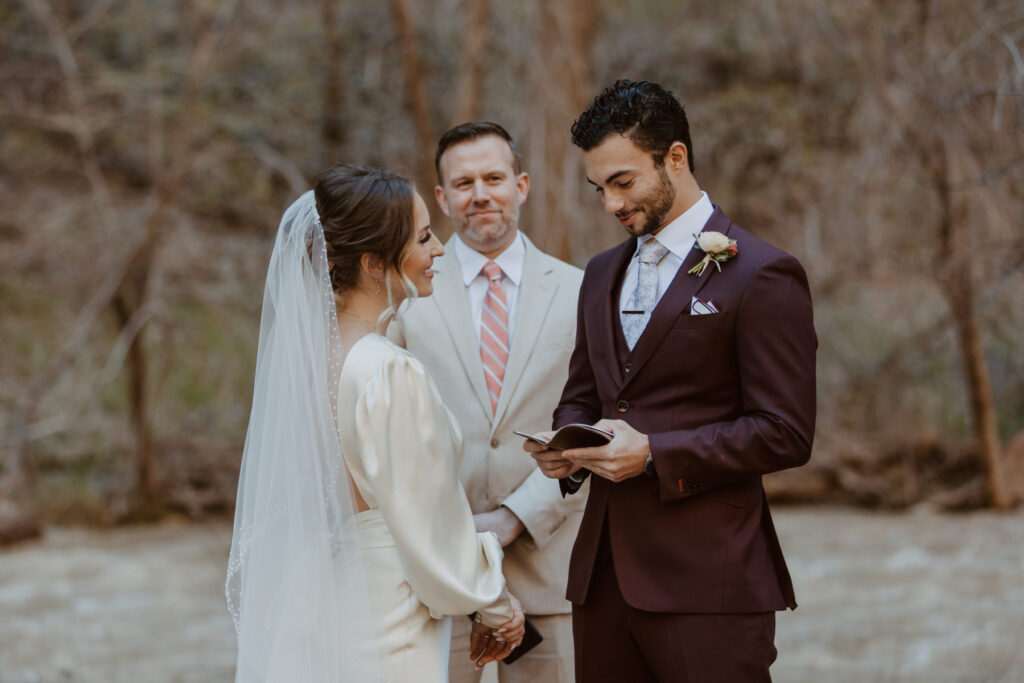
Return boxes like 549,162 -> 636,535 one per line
336,332 -> 513,683
227,191 -> 513,683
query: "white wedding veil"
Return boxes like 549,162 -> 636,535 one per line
226,191 -> 382,681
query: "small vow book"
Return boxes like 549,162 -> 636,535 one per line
514,424 -> 614,450
503,616 -> 543,664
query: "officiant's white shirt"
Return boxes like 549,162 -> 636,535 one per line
454,231 -> 524,341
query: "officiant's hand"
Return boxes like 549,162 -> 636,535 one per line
474,507 -> 524,547
524,432 -> 582,479
563,419 -> 649,482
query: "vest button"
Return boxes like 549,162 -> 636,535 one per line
616,400 -> 629,413
490,438 -> 500,448
624,362 -> 631,373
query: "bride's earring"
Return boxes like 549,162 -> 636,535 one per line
375,279 -> 382,297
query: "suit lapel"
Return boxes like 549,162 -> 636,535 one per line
621,208 -> 734,392
598,240 -> 637,389
431,243 -> 492,420
492,236 -> 555,431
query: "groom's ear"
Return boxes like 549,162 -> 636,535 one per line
434,185 -> 451,217
665,141 -> 689,174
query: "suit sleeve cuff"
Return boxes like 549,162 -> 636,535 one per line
648,433 -> 704,502
501,469 -> 569,550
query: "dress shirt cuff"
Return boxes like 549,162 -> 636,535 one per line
560,470 -> 589,496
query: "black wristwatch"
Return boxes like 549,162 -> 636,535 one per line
643,453 -> 657,478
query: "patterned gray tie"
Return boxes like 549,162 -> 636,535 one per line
623,237 -> 669,350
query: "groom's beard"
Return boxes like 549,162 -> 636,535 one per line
619,165 -> 676,237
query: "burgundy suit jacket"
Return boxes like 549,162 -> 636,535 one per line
555,207 -> 816,613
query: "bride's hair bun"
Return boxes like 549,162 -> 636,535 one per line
314,164 -> 415,296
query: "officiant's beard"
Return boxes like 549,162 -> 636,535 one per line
454,202 -> 520,252
621,164 -> 676,237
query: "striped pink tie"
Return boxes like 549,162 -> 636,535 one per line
480,261 -> 509,414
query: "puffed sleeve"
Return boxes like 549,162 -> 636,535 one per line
353,354 -> 514,628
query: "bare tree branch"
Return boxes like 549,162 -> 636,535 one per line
67,0 -> 116,44
3,0 -> 241,499
245,139 -> 310,197
21,0 -> 119,230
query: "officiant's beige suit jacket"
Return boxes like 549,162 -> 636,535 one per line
391,234 -> 585,614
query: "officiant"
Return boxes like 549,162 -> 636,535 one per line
391,121 -> 584,683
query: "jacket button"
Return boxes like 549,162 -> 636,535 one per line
490,438 -> 499,448
624,362 -> 631,373
616,400 -> 629,413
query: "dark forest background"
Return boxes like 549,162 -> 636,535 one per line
1,0 -> 1022,532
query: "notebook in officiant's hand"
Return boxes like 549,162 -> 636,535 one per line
514,424 -> 614,450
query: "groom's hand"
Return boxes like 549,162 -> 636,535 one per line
563,419 -> 649,482
474,507 -> 524,547
524,431 -> 582,479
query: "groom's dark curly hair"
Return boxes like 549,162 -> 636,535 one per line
570,79 -> 694,172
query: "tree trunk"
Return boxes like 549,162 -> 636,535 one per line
528,0 -> 595,262
114,293 -> 157,501
942,279 -> 1011,510
933,143 -> 1011,510
388,0 -> 445,231
111,219 -> 163,503
858,15 -> 1012,510
320,0 -> 345,165
454,0 -> 491,123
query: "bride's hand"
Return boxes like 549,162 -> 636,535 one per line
469,621 -> 512,668
468,594 -> 527,667
496,593 -> 526,651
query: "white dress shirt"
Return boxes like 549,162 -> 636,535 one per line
454,232 -> 525,342
618,191 -> 714,328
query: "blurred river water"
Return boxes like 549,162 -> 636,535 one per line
0,508 -> 1022,682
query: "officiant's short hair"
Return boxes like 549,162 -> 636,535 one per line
571,79 -> 694,173
435,121 -> 523,183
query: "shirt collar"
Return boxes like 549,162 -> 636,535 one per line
634,191 -> 714,260
454,231 -> 525,286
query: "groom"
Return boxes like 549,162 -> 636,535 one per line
527,80 -> 817,681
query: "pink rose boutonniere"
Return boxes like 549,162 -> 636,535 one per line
688,231 -> 738,277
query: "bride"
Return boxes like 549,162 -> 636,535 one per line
226,164 -> 525,682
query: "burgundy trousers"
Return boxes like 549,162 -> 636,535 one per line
572,542 -> 777,683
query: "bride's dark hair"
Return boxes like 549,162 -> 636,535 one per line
313,164 -> 416,298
